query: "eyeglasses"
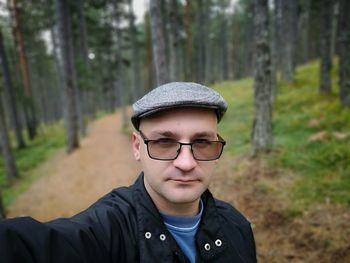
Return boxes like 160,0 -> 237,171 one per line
138,130 -> 226,161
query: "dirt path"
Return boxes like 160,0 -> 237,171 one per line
8,113 -> 140,221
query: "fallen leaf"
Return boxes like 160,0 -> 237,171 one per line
308,117 -> 324,128
308,131 -> 331,142
332,132 -> 350,140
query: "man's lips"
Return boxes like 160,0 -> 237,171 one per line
169,178 -> 199,183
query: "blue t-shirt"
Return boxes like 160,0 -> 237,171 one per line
160,201 -> 203,263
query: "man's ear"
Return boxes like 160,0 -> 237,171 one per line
132,132 -> 141,161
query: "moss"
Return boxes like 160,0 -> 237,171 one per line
213,59 -> 350,206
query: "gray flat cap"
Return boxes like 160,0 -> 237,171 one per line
131,82 -> 227,130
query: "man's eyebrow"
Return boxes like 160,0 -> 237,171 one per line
193,131 -> 216,138
148,131 -> 177,137
148,131 -> 217,140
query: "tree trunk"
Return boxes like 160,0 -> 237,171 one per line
220,11 -> 229,81
338,0 -> 350,108
184,0 -> 193,80
0,29 -> 25,149
76,0 -> 88,136
47,0 -> 64,94
144,13 -> 154,91
168,0 -> 181,82
273,0 -> 282,71
252,0 -> 273,153
46,0 -> 64,123
149,0 -> 169,85
205,28 -> 214,83
0,193 -> 5,218
270,18 -> 277,105
56,0 -> 79,153
319,0 -> 332,94
231,14 -> 241,79
279,0 -> 298,83
0,92 -> 18,182
75,82 -> 85,137
241,0 -> 254,77
330,2 -> 338,58
128,0 -> 142,99
113,0 -> 129,129
8,0 -> 37,139
194,0 -> 207,82
300,0 -> 311,63
77,0 -> 89,67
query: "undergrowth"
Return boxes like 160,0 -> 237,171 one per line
0,123 -> 65,206
214,60 -> 350,208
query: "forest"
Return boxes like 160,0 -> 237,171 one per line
0,0 -> 349,262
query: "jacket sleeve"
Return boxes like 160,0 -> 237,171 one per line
0,215 -> 111,263
0,189 -> 138,263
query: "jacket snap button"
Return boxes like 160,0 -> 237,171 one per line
204,243 -> 211,251
215,239 -> 222,247
145,232 -> 152,239
160,234 -> 166,241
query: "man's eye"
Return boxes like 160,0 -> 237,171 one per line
154,138 -> 176,144
194,139 -> 211,143
194,140 -> 212,146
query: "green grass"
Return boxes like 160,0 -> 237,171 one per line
212,79 -> 254,154
0,122 -> 65,206
213,60 -> 350,207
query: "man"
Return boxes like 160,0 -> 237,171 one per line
0,82 -> 256,262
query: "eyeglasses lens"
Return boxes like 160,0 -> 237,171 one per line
148,141 -> 223,161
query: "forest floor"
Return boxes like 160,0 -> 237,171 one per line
7,112 -> 350,263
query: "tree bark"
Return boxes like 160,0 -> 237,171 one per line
252,0 -> 273,153
168,0 -> 181,82
273,0 -> 282,71
231,14 -> 241,79
144,13 -> 154,91
47,0 -> 64,93
0,193 -> 5,218
0,29 -> 25,149
56,0 -> 80,153
184,0 -> 193,80
47,0 -> 64,123
279,0 -> 298,83
194,0 -> 207,82
220,8 -> 229,81
319,0 -> 332,94
113,0 -> 128,129
300,0 -> 311,63
149,0 -> 169,85
8,0 -> 37,139
241,0 -> 254,77
128,0 -> 142,99
338,0 -> 350,107
0,92 -> 18,182
76,0 -> 88,136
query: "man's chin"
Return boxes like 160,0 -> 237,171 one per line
166,189 -> 202,204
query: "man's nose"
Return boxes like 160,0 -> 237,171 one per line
173,145 -> 197,171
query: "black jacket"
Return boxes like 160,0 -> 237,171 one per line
0,174 -> 256,263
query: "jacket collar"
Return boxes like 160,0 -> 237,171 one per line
132,173 -> 228,262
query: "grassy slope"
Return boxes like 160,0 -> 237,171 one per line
0,123 -> 65,206
213,60 -> 350,208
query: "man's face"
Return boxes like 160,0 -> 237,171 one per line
132,107 -> 220,215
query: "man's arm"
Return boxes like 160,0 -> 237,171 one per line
0,216 -> 110,263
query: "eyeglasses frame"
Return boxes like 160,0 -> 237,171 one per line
138,130 -> 226,161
